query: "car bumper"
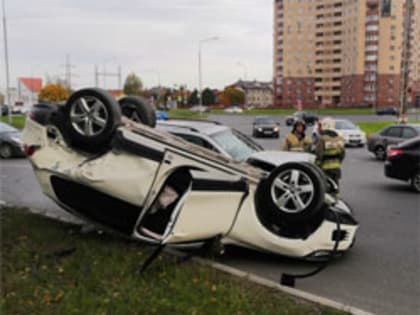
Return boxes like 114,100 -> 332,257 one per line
344,138 -> 366,146
227,196 -> 358,259
385,161 -> 409,181
255,130 -> 279,137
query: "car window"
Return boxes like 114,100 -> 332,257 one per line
174,133 -> 217,152
402,127 -> 417,139
210,129 -> 258,161
384,127 -> 402,138
0,122 -> 17,133
335,120 -> 357,130
255,118 -> 275,125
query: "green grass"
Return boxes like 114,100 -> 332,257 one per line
0,115 -> 26,129
167,109 -> 209,120
356,120 -> 420,135
1,208 -> 347,315
210,108 -> 375,116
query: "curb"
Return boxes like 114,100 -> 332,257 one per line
167,249 -> 376,315
5,205 -> 375,315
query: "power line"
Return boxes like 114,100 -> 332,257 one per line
60,54 -> 76,89
94,64 -> 122,89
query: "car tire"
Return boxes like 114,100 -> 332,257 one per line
0,143 -> 13,159
256,162 -> 326,223
63,88 -> 121,153
374,146 -> 386,161
410,172 -> 420,193
119,96 -> 156,128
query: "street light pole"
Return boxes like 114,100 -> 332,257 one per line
2,0 -> 11,108
198,36 -> 219,106
237,62 -> 248,80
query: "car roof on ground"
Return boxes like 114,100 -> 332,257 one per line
157,119 -> 229,135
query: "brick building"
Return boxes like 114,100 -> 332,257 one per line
273,0 -> 420,109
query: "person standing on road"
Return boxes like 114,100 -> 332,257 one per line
314,119 -> 346,190
282,119 -> 312,152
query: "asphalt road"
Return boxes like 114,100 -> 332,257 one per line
1,114 -> 419,315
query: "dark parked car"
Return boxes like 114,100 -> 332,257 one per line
285,111 -> 319,126
1,104 -> 12,116
367,124 -> 420,160
376,107 -> 398,116
0,122 -> 25,158
252,116 -> 280,138
385,137 -> 420,192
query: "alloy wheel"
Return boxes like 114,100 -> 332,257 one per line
70,96 -> 109,137
270,169 -> 315,214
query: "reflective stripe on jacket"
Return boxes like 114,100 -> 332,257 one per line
282,133 -> 312,152
315,134 -> 345,171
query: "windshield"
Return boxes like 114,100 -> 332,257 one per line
0,122 -> 18,133
255,118 -> 275,125
210,129 -> 260,161
335,120 -> 357,130
413,126 -> 420,134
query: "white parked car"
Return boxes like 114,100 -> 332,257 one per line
313,119 -> 366,147
224,106 -> 243,114
22,88 -> 358,260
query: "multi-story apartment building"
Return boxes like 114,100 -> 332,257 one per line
273,0 -> 420,109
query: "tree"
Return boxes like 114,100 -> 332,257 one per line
188,89 -> 199,105
123,73 -> 143,95
0,92 -> 4,105
202,88 -> 216,106
38,84 -> 70,102
220,87 -> 245,106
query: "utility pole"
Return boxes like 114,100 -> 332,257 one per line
2,0 -> 11,107
94,64 -> 122,90
62,54 -> 76,89
198,37 -> 219,106
399,0 -> 414,116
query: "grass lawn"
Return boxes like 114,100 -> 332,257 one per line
211,108 -> 375,116
356,120 -> 420,135
167,109 -> 209,120
0,115 -> 26,130
1,208 -> 347,315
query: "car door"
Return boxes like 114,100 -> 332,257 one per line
401,127 -> 418,141
135,148 -> 249,245
382,126 -> 402,146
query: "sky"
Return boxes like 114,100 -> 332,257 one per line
0,0 -> 274,91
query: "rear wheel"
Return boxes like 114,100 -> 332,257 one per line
257,162 -> 326,223
119,96 -> 156,127
411,172 -> 420,193
0,143 -> 13,158
63,88 -> 121,153
374,146 -> 386,161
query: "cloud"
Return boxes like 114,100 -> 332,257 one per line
0,0 -> 273,91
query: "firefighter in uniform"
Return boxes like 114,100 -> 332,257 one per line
282,119 -> 312,153
314,118 -> 346,190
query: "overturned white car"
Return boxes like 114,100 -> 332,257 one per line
22,88 -> 358,260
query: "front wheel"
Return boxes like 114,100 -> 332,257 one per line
374,146 -> 386,161
411,172 -> 420,193
256,162 -> 326,223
